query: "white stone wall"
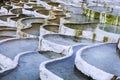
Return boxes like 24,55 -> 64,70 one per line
75,43 -> 118,80
40,25 -> 57,37
39,37 -> 72,55
40,45 -> 73,80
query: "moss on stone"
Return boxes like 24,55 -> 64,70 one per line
106,14 -> 117,25
94,11 -> 100,19
75,30 -> 82,37
103,36 -> 108,42
92,33 -> 96,40
117,16 -> 120,26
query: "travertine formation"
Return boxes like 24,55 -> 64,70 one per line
0,0 -> 120,80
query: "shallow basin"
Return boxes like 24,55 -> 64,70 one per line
10,8 -> 23,14
0,29 -> 16,36
75,43 -> 120,80
63,14 -> 99,23
43,24 -> 59,33
99,24 -> 120,34
47,2 -> 60,7
43,34 -> 99,46
0,15 -> 16,21
21,23 -> 43,36
20,17 -> 45,28
9,14 -> 29,22
2,5 -> 12,11
0,51 -> 64,80
64,23 -> 97,31
0,35 -> 14,40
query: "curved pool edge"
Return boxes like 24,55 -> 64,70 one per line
75,43 -> 120,80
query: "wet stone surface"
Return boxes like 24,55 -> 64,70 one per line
64,14 -> 99,23
0,29 -> 16,36
64,23 -> 97,31
0,51 -> 64,80
46,45 -> 93,80
43,25 -> 59,33
21,23 -> 43,36
44,34 -> 99,46
81,43 -> 120,76
21,18 -> 44,26
0,36 -> 14,40
39,51 -> 64,59
99,24 -> 120,34
0,38 -> 39,59
0,15 -> 16,21
89,6 -> 108,12
0,52 -> 48,80
11,14 -> 30,21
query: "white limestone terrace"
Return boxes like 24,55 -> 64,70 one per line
34,9 -> 49,18
0,35 -> 15,41
17,17 -> 45,29
60,22 -> 98,40
43,34 -> 99,46
0,5 -> 13,14
49,14 -> 66,24
23,3 -> 47,14
0,25 -> 16,30
0,14 -> 16,24
0,36 -> 64,80
75,43 -> 120,80
40,40 -> 99,80
0,50 -> 64,80
0,38 -> 39,60
19,22 -> 43,37
0,25 -> 17,38
53,0 -> 120,7
9,7 -> 23,14
88,6 -> 120,16
11,2 -> 25,8
63,22 -> 97,32
0,0 -> 119,80
0,29 -> 16,36
88,6 -> 108,13
96,24 -> 120,41
34,9 -> 65,19
88,0 -> 120,8
62,14 -> 99,24
9,4 -> 46,16
60,4 -> 83,15
98,24 -> 120,34
0,38 -> 38,76
24,2 -> 44,8
7,14 -> 30,27
39,34 -> 100,55
9,8 -> 34,16
40,24 -> 59,36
